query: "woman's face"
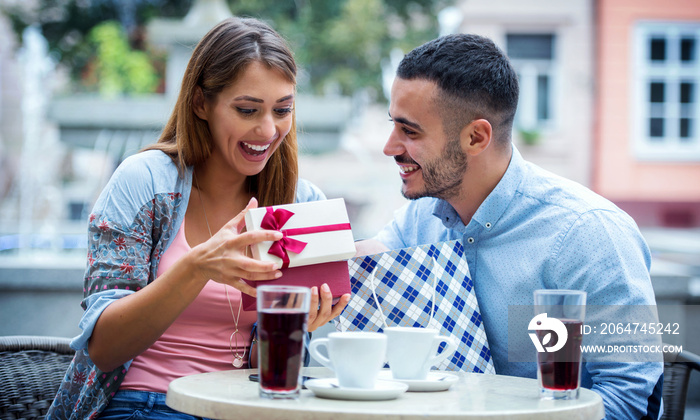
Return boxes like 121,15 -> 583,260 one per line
197,61 -> 295,177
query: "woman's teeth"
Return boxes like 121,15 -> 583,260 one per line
243,142 -> 271,152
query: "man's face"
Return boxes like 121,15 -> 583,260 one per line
384,77 -> 467,200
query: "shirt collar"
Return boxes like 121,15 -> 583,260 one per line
472,146 -> 525,228
432,199 -> 463,231
431,146 -> 526,231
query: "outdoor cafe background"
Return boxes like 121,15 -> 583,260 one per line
0,0 -> 699,408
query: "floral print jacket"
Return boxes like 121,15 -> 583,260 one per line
46,150 -> 323,419
46,150 -> 192,419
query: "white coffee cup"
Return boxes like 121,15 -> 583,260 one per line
308,331 -> 387,389
384,327 -> 457,380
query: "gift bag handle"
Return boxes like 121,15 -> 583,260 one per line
367,255 -> 437,329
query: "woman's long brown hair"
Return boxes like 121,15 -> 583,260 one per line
144,17 -> 299,206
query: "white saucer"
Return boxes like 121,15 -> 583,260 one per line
376,371 -> 459,392
305,378 -> 408,401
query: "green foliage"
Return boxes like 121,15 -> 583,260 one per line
2,0 -> 451,100
518,128 -> 542,146
223,0 -> 451,99
2,0 -> 189,94
87,21 -> 158,96
319,0 -> 387,94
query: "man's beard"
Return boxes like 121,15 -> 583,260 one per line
400,137 -> 467,201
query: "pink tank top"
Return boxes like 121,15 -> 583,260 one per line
120,219 -> 257,393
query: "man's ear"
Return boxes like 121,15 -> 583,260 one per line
193,86 -> 208,121
461,119 -> 492,156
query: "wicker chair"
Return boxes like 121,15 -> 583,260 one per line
662,345 -> 700,420
0,336 -> 74,420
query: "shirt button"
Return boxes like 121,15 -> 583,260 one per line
485,222 -> 492,229
467,237 -> 475,243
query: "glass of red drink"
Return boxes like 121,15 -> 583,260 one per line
257,285 -> 311,399
532,289 -> 586,400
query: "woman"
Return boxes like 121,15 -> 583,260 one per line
47,17 -> 349,419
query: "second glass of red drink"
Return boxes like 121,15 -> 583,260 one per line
533,289 -> 586,400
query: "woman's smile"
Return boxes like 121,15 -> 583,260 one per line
239,140 -> 275,161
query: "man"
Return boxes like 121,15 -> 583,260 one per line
366,33 -> 663,419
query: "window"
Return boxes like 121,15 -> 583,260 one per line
506,34 -> 556,131
633,23 -> 700,160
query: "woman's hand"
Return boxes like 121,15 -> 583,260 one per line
191,197 -> 283,296
192,198 -> 351,331
307,283 -> 350,332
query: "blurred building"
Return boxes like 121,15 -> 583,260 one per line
594,0 -> 700,228
455,0 -> 700,229
456,0 -> 595,188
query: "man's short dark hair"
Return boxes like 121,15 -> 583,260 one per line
397,33 -> 519,146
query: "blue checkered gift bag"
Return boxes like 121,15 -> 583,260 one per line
337,240 -> 495,374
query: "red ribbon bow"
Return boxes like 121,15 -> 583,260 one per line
259,207 -> 352,269
260,208 -> 307,269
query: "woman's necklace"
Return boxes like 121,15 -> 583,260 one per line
194,173 -> 247,369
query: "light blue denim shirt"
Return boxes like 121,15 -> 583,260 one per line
48,150 -> 326,419
374,147 -> 663,420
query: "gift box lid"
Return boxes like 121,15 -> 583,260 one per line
244,198 -> 356,268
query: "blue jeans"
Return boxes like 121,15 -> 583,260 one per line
98,390 -> 212,420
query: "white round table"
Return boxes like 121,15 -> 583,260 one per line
166,367 -> 604,420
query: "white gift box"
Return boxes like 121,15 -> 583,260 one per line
245,198 -> 356,268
